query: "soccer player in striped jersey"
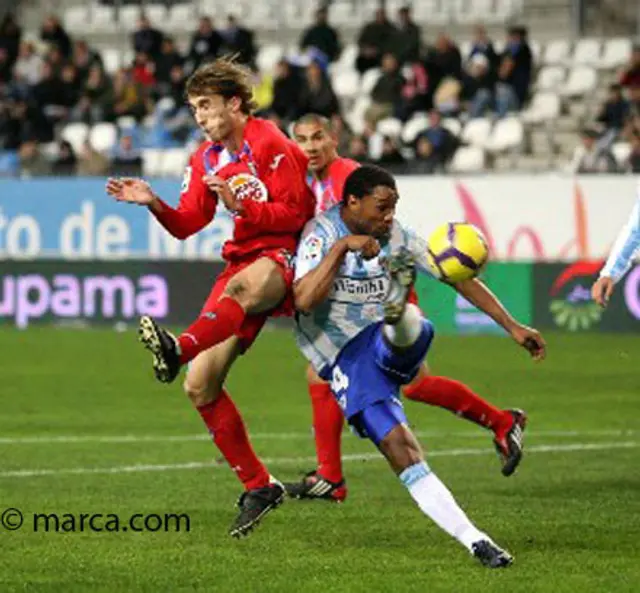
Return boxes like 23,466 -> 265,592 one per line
592,185 -> 640,307
286,114 -> 531,502
293,165 -> 546,566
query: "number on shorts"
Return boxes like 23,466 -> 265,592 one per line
331,365 -> 349,395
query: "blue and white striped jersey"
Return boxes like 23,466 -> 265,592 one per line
294,205 -> 434,374
601,187 -> 640,282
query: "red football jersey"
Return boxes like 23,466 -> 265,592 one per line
308,157 -> 360,216
152,117 -> 314,261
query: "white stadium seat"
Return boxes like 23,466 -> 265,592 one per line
64,6 -> 89,33
116,116 -> 137,131
90,5 -> 116,33
459,40 -> 472,61
360,68 -> 382,96
461,117 -> 492,147
377,117 -> 403,138
168,5 -> 196,31
536,65 -> 566,92
572,39 -> 601,66
345,96 -> 372,135
101,49 -> 120,75
332,70 -> 360,99
600,38 -> 632,69
401,113 -> 430,144
449,146 -> 485,173
144,4 -> 167,27
522,92 -> 561,124
543,39 -> 570,65
442,118 -> 462,137
612,143 -> 631,168
117,5 -> 141,32
561,66 -> 597,97
142,149 -> 165,176
529,40 -> 542,63
90,123 -> 118,154
256,44 -> 284,73
334,44 -> 358,73
485,116 -> 524,152
61,123 -> 89,155
160,148 -> 190,177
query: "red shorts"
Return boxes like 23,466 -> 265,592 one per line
200,248 -> 295,352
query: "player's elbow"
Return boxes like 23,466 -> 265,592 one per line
294,283 -> 315,315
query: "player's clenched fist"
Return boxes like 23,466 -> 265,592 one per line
343,235 -> 380,260
106,177 -> 156,206
591,276 -> 614,308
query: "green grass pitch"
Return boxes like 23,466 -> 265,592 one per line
0,328 -> 638,592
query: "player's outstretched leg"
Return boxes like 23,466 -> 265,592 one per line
403,371 -> 528,477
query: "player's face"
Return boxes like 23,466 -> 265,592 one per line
188,94 -> 236,142
293,122 -> 337,173
347,185 -> 398,241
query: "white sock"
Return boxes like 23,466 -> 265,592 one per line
383,303 -> 422,348
399,461 -> 488,552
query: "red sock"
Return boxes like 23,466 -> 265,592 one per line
178,297 -> 246,364
309,382 -> 344,483
403,375 -> 512,435
197,390 -> 270,490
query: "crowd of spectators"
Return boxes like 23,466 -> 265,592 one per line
0,4 -> 638,177
569,45 -> 640,173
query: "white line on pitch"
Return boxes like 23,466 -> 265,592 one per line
0,441 -> 636,479
0,428 -> 636,445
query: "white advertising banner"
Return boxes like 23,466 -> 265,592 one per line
395,175 -> 638,262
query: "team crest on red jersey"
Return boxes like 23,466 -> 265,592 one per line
228,173 -> 269,203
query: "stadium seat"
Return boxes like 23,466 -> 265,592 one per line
485,116 -> 524,152
89,5 -> 116,33
413,0 -> 451,24
40,142 -> 60,161
536,65 -> 566,91
522,92 -> 561,124
332,70 -> 360,100
600,38 -> 632,70
460,40 -> 473,61
401,113 -> 430,144
612,142 -> 631,168
168,5 -> 196,31
144,4 -> 167,27
572,39 -> 601,66
449,146 -> 485,173
377,117 -> 403,138
117,5 -> 141,32
442,118 -> 462,137
102,49 -> 120,75
64,6 -> 89,33
327,0 -> 355,26
560,66 -> 597,97
116,116 -> 137,131
160,148 -> 189,177
256,44 -> 284,73
346,96 -> 372,135
90,123 -> 118,154
461,118 -> 492,147
529,40 -> 542,63
334,44 -> 358,72
360,68 -> 382,96
543,39 -> 571,65
142,149 -> 165,176
61,123 -> 90,155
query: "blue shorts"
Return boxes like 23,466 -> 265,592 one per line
320,320 -> 434,444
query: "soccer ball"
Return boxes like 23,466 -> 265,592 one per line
426,222 -> 489,283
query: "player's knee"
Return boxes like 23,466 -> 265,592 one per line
183,377 -> 222,408
222,277 -> 251,307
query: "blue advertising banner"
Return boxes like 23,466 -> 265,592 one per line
0,179 -> 233,260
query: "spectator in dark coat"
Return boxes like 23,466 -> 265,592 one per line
297,61 -> 340,118
40,15 -> 72,58
0,13 -> 22,67
221,15 -> 256,68
132,14 -> 163,57
495,26 -> 532,116
270,59 -> 303,123
468,25 -> 498,71
355,8 -> 398,73
392,5 -> 421,65
155,37 -> 184,87
187,17 -> 223,72
300,7 -> 340,63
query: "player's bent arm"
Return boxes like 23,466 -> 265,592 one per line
294,239 -> 350,314
453,278 -> 519,334
599,194 -> 640,283
149,162 -> 216,240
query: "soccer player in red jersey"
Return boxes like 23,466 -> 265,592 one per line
106,58 -> 315,537
286,114 -> 528,502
